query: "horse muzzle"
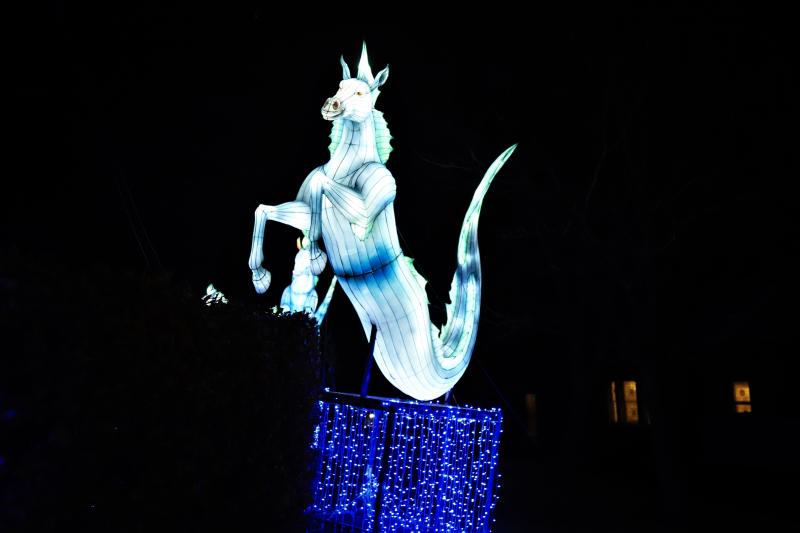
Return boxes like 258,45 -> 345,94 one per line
321,97 -> 344,120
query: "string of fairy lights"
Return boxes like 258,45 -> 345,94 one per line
309,392 -> 503,531
310,400 -> 389,529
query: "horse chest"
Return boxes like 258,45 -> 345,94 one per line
321,196 -> 360,249
320,169 -> 367,238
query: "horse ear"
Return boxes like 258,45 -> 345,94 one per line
371,65 -> 389,90
340,55 -> 351,80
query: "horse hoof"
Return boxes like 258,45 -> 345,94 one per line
309,250 -> 327,275
252,267 -> 272,294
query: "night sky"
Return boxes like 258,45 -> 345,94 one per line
8,6 -> 797,443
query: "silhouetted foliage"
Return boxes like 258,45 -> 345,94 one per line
0,254 -> 321,532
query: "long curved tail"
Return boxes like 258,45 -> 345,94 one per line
431,144 -> 517,382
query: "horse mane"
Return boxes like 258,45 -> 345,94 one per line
328,109 -> 393,164
372,110 -> 393,164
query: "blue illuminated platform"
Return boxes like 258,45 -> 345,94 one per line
307,390 -> 503,532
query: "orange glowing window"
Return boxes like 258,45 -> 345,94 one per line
733,382 -> 752,414
524,393 -> 537,438
609,382 -> 619,423
609,380 -> 639,424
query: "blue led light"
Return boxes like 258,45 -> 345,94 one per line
308,392 -> 503,531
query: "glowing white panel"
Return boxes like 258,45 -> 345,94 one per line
248,43 -> 516,400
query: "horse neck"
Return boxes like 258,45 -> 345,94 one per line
325,114 -> 380,179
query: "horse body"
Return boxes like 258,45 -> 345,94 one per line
249,43 -> 515,400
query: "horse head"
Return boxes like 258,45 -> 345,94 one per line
321,42 -> 389,123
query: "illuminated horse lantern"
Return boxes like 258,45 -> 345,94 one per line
248,44 -> 516,401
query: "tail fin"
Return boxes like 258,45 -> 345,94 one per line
434,144 -> 517,377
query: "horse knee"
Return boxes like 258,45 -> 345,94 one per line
255,204 -> 275,218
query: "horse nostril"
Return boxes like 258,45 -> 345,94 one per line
332,100 -> 339,110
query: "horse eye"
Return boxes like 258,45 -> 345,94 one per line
356,91 -> 364,96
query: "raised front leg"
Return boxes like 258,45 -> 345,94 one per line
248,201 -> 311,294
306,171 -> 329,275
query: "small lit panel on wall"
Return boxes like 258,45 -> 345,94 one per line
609,380 -> 640,425
733,381 -> 752,413
623,381 -> 639,423
309,391 -> 503,532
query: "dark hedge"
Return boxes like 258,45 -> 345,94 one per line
0,260 -> 322,532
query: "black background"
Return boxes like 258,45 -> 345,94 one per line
6,4 -> 799,531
